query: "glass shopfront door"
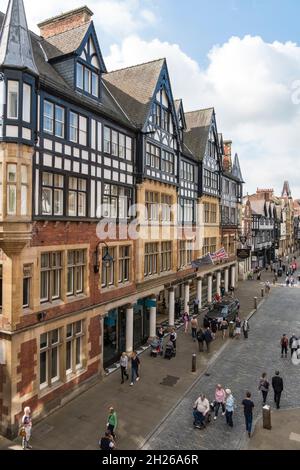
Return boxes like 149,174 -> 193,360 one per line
133,301 -> 150,351
103,308 -> 126,368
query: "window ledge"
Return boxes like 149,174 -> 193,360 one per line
40,299 -> 64,310
22,308 -> 34,316
39,380 -> 63,398
65,367 -> 86,383
66,293 -> 88,304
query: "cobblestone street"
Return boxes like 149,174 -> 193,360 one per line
143,287 -> 300,450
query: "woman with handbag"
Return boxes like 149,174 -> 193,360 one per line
20,406 -> 32,449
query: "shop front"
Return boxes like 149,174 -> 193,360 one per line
103,307 -> 127,368
133,299 -> 150,350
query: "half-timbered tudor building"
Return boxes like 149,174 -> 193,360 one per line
219,139 -> 244,278
184,109 -> 238,302
0,0 -> 246,438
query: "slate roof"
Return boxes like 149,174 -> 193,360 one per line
41,22 -> 90,60
249,200 -> 266,216
103,58 -> 165,128
0,0 -> 38,75
184,108 -> 214,161
0,10 -> 132,128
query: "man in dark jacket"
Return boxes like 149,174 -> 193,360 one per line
204,327 -> 213,353
272,371 -> 283,409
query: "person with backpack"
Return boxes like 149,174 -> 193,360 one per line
242,320 -> 250,339
107,407 -> 118,439
196,328 -> 205,352
130,351 -> 140,386
280,334 -> 289,358
258,372 -> 270,405
99,431 -> 115,451
204,327 -> 213,353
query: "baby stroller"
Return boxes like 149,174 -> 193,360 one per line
164,341 -> 176,360
150,338 -> 163,357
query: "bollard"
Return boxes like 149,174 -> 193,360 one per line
192,353 -> 197,372
262,405 -> 272,430
261,288 -> 264,298
254,297 -> 258,310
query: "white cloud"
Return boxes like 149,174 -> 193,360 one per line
105,34 -> 300,198
2,0 -> 157,38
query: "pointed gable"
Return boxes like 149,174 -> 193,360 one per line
175,99 -> 186,130
103,58 -> 165,128
232,153 -> 244,182
184,108 -> 214,160
0,0 -> 38,75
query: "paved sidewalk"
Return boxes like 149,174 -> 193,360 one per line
248,409 -> 300,450
3,272 -> 278,450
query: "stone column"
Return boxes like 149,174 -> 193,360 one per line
168,288 -> 175,327
149,297 -> 157,340
216,271 -> 221,296
231,265 -> 236,289
184,282 -> 190,313
224,268 -> 229,293
197,277 -> 202,310
207,275 -> 213,304
126,305 -> 134,354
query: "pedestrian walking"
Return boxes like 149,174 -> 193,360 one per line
130,351 -> 140,386
280,334 -> 289,358
235,316 -> 242,338
285,276 -> 290,287
99,431 -> 116,451
204,327 -> 213,353
203,315 -> 210,329
272,371 -> 284,409
170,328 -> 177,350
225,389 -> 235,428
221,318 -> 228,340
120,352 -> 129,384
107,407 -> 118,439
191,316 -> 198,342
183,312 -> 190,334
258,372 -> 270,405
265,281 -> 271,294
20,406 -> 32,450
289,334 -> 298,357
196,328 -> 205,352
242,392 -> 255,437
214,384 -> 226,420
257,270 -> 261,281
242,319 -> 250,339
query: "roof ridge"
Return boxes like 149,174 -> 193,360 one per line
185,107 -> 214,115
106,57 -> 165,74
42,20 -> 90,41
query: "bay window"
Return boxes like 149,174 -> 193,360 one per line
22,83 -> 31,123
21,165 -> 28,216
7,164 -> 17,215
7,80 -> 19,119
102,184 -> 132,219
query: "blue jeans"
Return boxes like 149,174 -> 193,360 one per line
131,367 -> 139,383
193,410 -> 204,426
226,410 -> 233,427
245,414 -> 252,434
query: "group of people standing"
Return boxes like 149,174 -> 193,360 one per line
194,371 -> 284,438
280,333 -> 300,359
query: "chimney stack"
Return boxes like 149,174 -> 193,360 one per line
38,6 -> 93,39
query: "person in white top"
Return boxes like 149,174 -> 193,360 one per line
193,394 -> 210,428
21,406 -> 32,449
